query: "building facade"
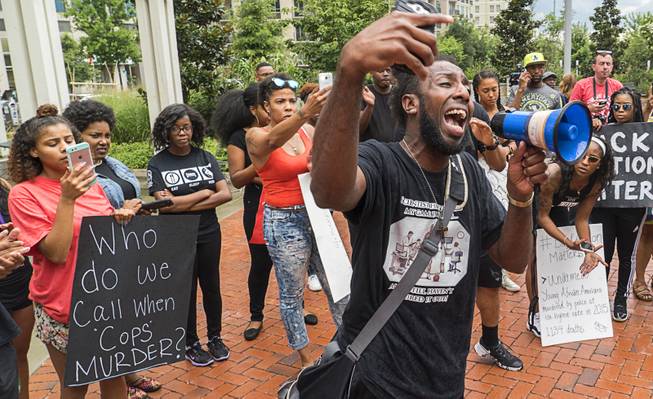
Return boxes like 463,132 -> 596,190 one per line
472,0 -> 509,28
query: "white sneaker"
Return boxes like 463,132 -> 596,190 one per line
308,274 -> 322,292
501,270 -> 521,292
527,311 -> 541,337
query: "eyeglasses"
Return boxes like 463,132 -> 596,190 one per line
271,78 -> 299,91
611,103 -> 633,112
171,124 -> 192,134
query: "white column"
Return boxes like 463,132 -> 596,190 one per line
563,0 -> 573,75
3,0 -> 69,119
135,0 -> 183,128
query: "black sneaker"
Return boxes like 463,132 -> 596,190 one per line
208,337 -> 230,361
526,309 -> 541,337
474,340 -> 524,371
612,297 -> 628,322
185,342 -> 214,367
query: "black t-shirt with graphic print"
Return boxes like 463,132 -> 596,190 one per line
147,146 -> 225,239
341,141 -> 506,399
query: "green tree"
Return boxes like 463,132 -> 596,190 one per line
444,18 -> 497,74
61,34 -> 96,86
175,0 -> 231,116
293,0 -> 391,73
66,0 -> 141,85
533,12 -> 564,77
589,0 -> 623,70
615,13 -> 653,92
437,36 -> 464,67
571,23 -> 593,78
491,0 -> 540,76
230,0 -> 288,61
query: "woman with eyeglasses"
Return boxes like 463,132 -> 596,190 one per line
523,137 -> 615,336
590,87 -> 647,320
147,104 -> 233,367
246,74 -> 348,367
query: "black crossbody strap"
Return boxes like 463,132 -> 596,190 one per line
345,195 -> 459,361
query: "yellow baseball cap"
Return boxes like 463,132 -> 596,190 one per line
523,52 -> 547,67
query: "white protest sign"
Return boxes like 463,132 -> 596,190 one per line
298,173 -> 352,302
537,224 -> 612,347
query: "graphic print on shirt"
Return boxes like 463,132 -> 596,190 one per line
383,196 -> 470,304
159,163 -> 215,191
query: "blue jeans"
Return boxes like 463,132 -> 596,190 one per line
264,205 -> 348,350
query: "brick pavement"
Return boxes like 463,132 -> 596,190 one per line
29,210 -> 653,398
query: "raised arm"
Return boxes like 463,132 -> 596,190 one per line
535,164 -> 578,249
311,12 -> 452,211
358,86 -> 375,135
247,88 -> 329,168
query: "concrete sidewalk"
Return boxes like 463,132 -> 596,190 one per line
28,209 -> 653,398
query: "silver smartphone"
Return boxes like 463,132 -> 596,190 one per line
318,72 -> 333,90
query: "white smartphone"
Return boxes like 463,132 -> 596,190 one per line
66,142 -> 96,184
318,72 -> 333,90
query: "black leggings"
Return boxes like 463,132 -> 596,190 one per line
186,229 -> 222,346
591,207 -> 646,299
243,203 -> 274,322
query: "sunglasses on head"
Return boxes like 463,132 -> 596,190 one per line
611,103 -> 633,111
596,50 -> 612,55
271,78 -> 299,91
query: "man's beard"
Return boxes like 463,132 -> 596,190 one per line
419,98 -> 465,156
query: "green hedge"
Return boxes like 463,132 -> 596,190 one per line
110,138 -> 227,171
96,91 -> 151,143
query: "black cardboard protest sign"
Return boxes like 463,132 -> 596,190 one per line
596,122 -> 653,208
64,215 -> 199,387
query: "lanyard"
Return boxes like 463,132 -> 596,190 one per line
592,78 -> 609,100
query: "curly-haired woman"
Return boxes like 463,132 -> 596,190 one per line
8,104 -> 135,398
147,104 -> 232,367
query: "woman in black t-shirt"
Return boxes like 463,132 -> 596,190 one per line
0,178 -> 33,399
211,84 -> 275,341
148,104 -> 232,367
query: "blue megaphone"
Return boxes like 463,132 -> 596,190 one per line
490,101 -> 592,165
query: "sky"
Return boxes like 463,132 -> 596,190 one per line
533,0 -> 653,25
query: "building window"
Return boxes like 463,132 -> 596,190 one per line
272,0 -> 281,18
4,55 -> 11,68
475,16 -> 480,25
490,4 -> 494,12
58,20 -> 72,32
475,5 -> 479,13
1,39 -> 8,53
295,24 -> 306,41
55,0 -> 66,13
0,19 -> 5,32
294,0 -> 303,17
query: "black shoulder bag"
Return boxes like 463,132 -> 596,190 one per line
278,194 -> 460,399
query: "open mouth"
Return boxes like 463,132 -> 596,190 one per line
442,108 -> 468,137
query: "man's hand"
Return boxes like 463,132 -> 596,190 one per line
469,118 -> 495,146
339,12 -> 453,81
587,99 -> 607,115
518,71 -> 531,92
506,142 -> 548,201
362,86 -> 375,108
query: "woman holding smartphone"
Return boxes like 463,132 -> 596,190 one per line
148,104 -> 232,367
63,100 -> 162,398
246,74 -> 347,367
8,104 -> 135,398
592,87 -> 647,319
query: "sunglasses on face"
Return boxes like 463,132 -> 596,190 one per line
584,154 -> 601,164
611,103 -> 633,111
271,78 -> 299,90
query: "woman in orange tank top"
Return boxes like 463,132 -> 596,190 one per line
246,74 -> 349,367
